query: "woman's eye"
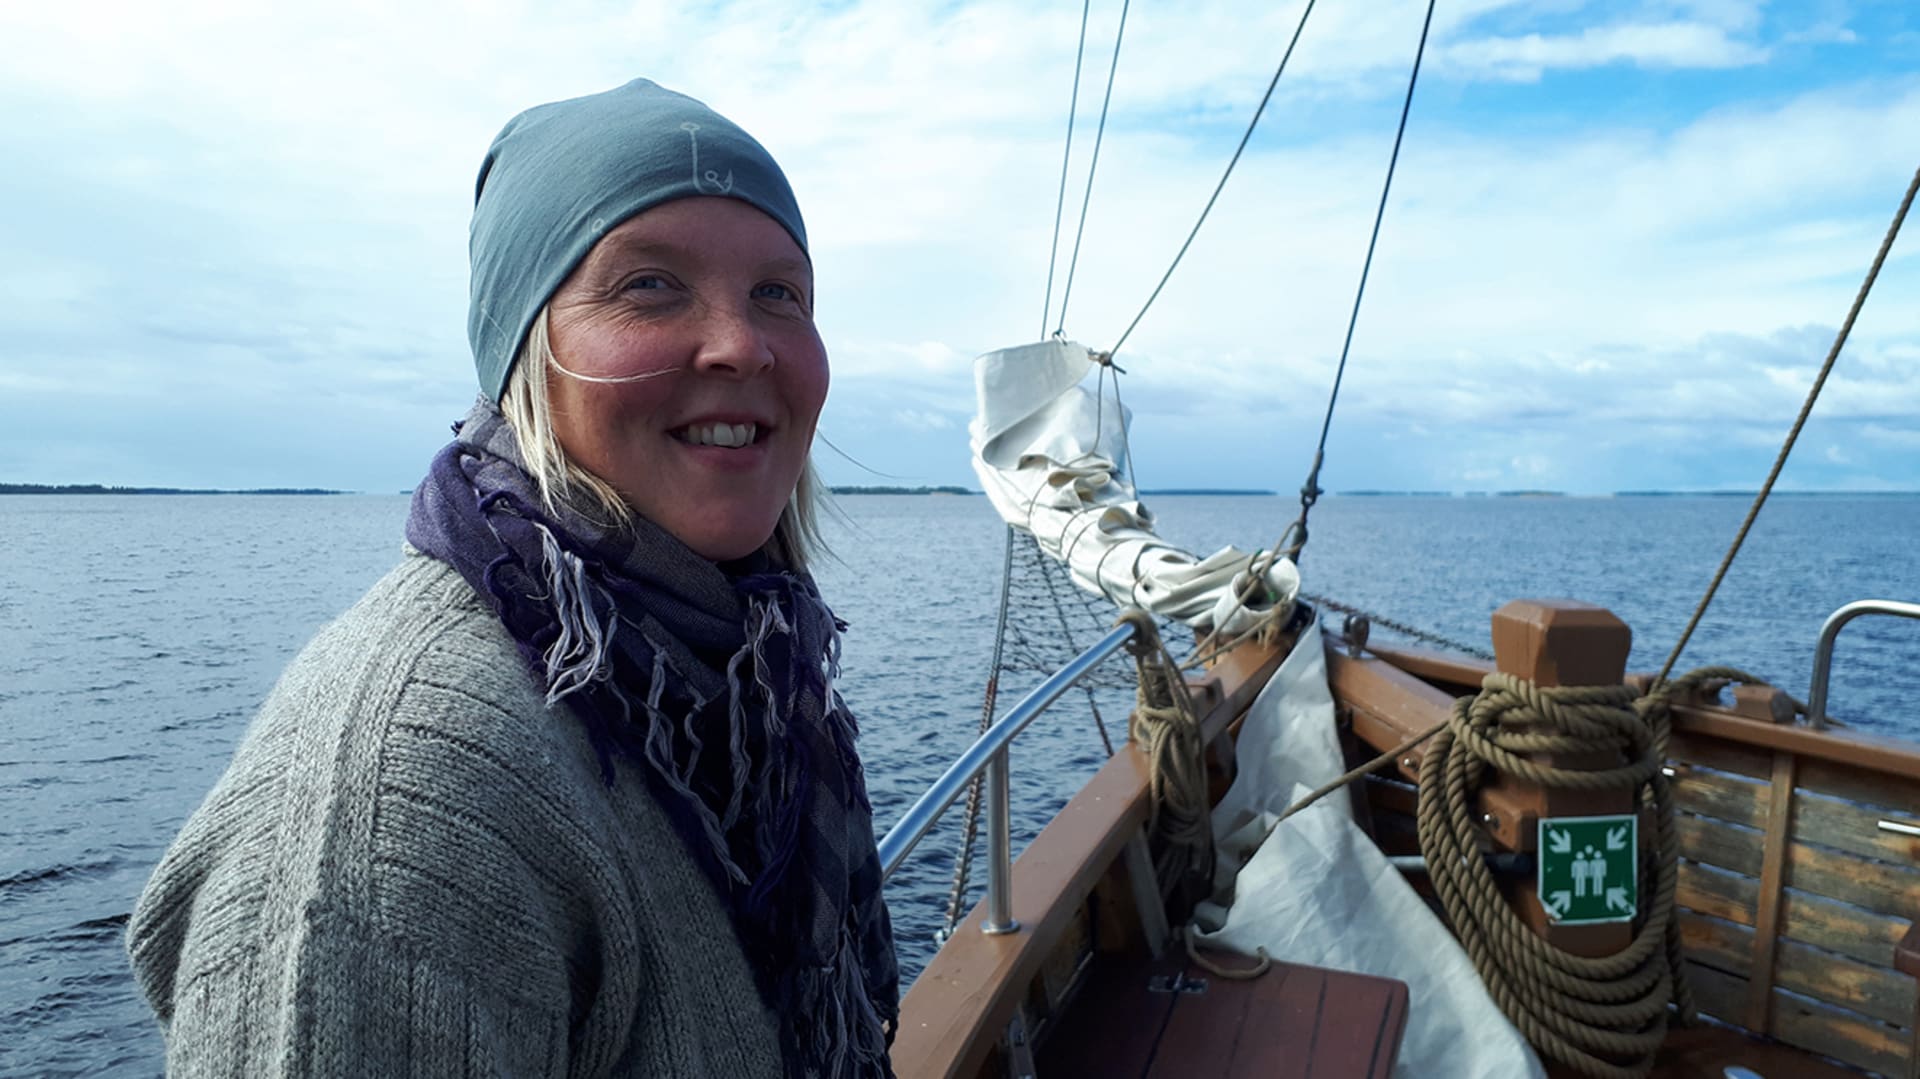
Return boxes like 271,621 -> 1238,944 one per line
754,282 -> 801,303
624,274 -> 669,293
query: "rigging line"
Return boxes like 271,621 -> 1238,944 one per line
1274,0 -> 1436,571
1107,361 -> 1141,496
1052,0 -> 1131,337
814,432 -> 915,481
1040,0 -> 1096,340
1107,0 -> 1321,359
1655,163 -> 1920,687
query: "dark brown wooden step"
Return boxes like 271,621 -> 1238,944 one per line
1036,950 -> 1408,1077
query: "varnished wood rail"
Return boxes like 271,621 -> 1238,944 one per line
890,637 -> 1287,1078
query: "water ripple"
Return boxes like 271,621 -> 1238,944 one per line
3,492 -> 1915,1074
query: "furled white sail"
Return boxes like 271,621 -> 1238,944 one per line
968,339 -> 1297,632
1192,623 -> 1546,1079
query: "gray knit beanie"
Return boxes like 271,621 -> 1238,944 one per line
468,78 -> 808,402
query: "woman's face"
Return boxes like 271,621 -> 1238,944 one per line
545,197 -> 827,561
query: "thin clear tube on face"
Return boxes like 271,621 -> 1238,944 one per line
548,355 -> 678,384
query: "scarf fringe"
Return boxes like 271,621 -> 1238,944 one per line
408,422 -> 898,1077
789,929 -> 895,1079
536,524 -> 615,704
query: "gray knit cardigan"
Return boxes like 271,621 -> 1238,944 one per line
128,553 -> 786,1077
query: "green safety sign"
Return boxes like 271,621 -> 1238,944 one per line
1536,814 -> 1637,925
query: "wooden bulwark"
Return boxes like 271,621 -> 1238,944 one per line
1345,642 -> 1920,1076
1667,711 -> 1920,1075
890,743 -> 1156,1079
891,637 -> 1289,1079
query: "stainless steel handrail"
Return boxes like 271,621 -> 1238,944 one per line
1806,599 -> 1920,730
877,620 -> 1137,934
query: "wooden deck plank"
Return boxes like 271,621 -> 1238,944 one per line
1651,1025 -> 1873,1079
1038,950 -> 1406,1079
1298,968 -> 1404,1079
1032,953 -> 1178,1077
1144,962 -> 1265,1079
1154,954 -> 1405,1079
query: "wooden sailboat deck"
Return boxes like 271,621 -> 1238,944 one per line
1036,951 -> 1408,1078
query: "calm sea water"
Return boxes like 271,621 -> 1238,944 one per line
2,492 -> 1915,1076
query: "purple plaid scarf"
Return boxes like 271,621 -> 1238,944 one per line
406,403 -> 897,1077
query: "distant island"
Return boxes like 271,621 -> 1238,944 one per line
829,485 -> 975,495
0,483 -> 345,495
1139,488 -> 1276,496
1613,489 -> 1918,498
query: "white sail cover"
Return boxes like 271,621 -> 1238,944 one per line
1191,623 -> 1545,1079
968,339 -> 1297,632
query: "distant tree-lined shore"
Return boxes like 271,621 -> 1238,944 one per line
829,485 -> 974,495
7,483 -> 1910,499
0,484 -> 344,496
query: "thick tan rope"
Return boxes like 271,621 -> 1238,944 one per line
1417,667 -> 1754,1078
1118,609 -> 1214,904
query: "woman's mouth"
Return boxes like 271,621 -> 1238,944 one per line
673,422 -> 761,447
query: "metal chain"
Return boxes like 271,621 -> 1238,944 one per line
1303,591 -> 1495,662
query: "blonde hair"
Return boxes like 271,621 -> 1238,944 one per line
499,307 -> 825,571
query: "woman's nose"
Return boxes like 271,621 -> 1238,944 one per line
691,301 -> 776,377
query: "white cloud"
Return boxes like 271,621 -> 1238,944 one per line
1442,21 -> 1769,82
0,1 -> 1914,493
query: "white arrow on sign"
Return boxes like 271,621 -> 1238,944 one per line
1607,887 -> 1631,913
1606,825 -> 1629,851
1547,829 -> 1572,855
1545,891 -> 1571,918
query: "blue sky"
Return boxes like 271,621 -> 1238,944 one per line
2,0 -> 1915,494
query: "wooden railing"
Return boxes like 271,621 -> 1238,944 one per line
1340,606 -> 1920,1077
889,636 -> 1287,1079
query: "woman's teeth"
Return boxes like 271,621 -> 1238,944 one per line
678,422 -> 758,447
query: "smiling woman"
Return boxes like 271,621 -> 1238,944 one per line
534,197 -> 829,563
124,79 -> 897,1078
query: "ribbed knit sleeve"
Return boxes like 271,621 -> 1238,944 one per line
128,554 -> 785,1078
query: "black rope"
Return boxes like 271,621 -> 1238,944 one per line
1283,0 -> 1436,565
1039,0 -> 1095,340
1107,0 -> 1322,358
1052,0 -> 1131,337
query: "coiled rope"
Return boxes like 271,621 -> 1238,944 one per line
1117,608 -> 1213,907
1416,666 -> 1755,1078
